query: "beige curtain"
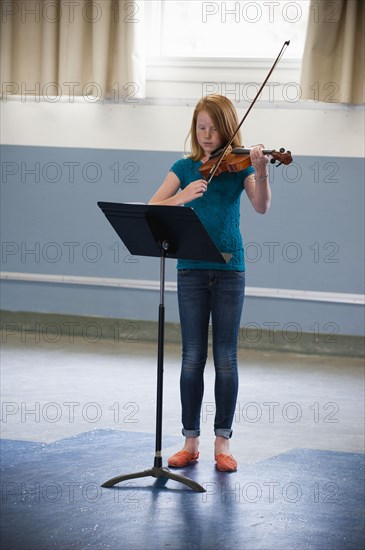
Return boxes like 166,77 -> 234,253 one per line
0,0 -> 145,100
300,0 -> 364,105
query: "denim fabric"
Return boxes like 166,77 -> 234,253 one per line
177,269 -> 245,439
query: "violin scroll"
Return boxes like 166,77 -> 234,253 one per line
269,148 -> 292,167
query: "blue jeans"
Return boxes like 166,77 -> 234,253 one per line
177,269 -> 245,440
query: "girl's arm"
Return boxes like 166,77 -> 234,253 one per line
149,171 -> 207,206
244,146 -> 271,214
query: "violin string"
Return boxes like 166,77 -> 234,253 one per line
206,40 -> 290,184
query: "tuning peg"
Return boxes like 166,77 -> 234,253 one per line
280,148 -> 285,153
270,158 -> 276,164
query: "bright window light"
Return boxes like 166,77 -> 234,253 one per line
150,1 -> 310,58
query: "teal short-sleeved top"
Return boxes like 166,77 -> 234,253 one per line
170,157 -> 254,271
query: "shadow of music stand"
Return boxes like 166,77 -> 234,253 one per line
97,202 -> 229,493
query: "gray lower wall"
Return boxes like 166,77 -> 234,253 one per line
1,145 -> 364,337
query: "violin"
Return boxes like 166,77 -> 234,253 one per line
200,40 -> 292,184
199,146 -> 293,180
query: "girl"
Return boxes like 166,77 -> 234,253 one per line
149,95 -> 270,472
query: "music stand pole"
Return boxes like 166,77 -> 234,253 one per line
101,239 -> 206,492
97,202 -> 229,492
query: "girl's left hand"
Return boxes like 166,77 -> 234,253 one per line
250,144 -> 269,170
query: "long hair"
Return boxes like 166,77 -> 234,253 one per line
185,95 -> 242,161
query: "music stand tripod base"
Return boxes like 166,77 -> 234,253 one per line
101,465 -> 206,492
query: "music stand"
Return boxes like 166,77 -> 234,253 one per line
97,202 -> 229,492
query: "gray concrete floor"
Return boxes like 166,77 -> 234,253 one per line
1,333 -> 364,464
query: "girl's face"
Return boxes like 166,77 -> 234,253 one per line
196,111 -> 223,158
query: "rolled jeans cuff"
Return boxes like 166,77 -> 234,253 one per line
182,429 -> 200,438
215,429 -> 232,439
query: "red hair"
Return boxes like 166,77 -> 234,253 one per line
185,95 -> 242,161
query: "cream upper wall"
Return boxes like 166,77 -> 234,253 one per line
1,99 -> 364,158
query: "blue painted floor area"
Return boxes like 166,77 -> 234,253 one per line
1,430 -> 364,550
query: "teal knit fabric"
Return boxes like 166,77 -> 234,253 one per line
170,158 -> 254,271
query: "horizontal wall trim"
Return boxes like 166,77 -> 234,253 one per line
1,272 -> 364,306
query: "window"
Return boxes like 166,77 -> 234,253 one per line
147,1 -> 310,59
145,1 -> 310,103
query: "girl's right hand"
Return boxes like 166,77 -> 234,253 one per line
179,179 -> 207,203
